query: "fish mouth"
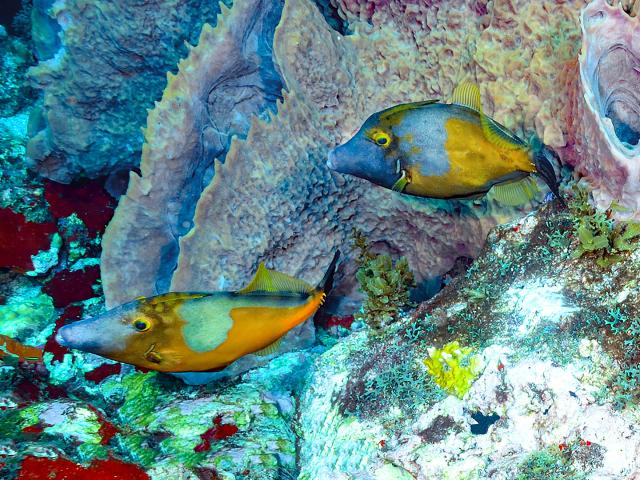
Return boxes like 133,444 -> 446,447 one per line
55,327 -> 70,347
55,324 -> 103,352
326,149 -> 337,170
54,318 -> 129,355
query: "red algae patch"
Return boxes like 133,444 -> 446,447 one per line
17,456 -> 149,480
43,266 -> 100,308
44,179 -> 115,234
84,363 -> 122,383
86,405 -> 120,446
0,208 -> 56,272
194,415 -> 239,453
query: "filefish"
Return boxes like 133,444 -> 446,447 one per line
56,252 -> 340,373
327,83 -> 564,206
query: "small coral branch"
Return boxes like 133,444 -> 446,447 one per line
351,228 -> 415,330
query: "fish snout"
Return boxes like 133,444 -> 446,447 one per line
326,149 -> 338,170
53,317 -> 129,355
55,327 -> 69,347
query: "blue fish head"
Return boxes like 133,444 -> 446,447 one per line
327,118 -> 401,190
56,303 -> 138,357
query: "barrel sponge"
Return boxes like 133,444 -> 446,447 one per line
474,0 -> 587,150
326,0 -> 586,150
102,0 -> 286,308
103,0 -> 521,318
566,0 -> 640,217
26,0 -> 225,182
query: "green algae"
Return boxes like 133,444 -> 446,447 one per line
569,184 -> 640,268
117,434 -> 159,468
0,283 -> 55,344
516,446 -> 589,480
352,229 -> 416,330
103,372 -> 165,428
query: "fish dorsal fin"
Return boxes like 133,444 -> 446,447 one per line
238,263 -> 314,295
379,100 -> 439,121
488,177 -> 540,206
451,82 -> 482,112
451,82 -> 526,151
482,116 -> 528,151
254,338 -> 283,356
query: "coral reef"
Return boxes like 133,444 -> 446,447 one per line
295,200 -> 640,478
1,347 -> 314,479
567,0 -> 640,216
26,0 -> 228,182
5,0 -> 640,478
0,27 -> 36,118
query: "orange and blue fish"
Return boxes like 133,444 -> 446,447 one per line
327,83 -> 564,206
56,252 -> 340,376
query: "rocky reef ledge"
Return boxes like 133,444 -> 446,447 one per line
297,197 -> 640,479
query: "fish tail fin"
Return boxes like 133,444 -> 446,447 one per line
531,143 -> 566,207
317,250 -> 341,294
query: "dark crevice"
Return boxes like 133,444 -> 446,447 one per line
607,103 -> 640,146
0,0 -> 22,32
311,0 -> 351,36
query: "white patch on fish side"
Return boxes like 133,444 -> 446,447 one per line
178,296 -> 235,353
393,106 -> 451,176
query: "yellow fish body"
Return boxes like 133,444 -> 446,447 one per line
56,252 -> 340,373
327,83 -> 563,206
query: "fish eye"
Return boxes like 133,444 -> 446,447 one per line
133,319 -> 151,332
371,131 -> 391,147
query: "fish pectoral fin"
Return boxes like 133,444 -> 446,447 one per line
451,82 -> 526,151
238,263 -> 313,295
254,338 -> 283,356
488,176 -> 540,206
391,170 -> 411,193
